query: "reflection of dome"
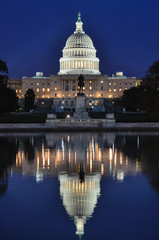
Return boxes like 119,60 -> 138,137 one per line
59,172 -> 101,238
58,12 -> 100,75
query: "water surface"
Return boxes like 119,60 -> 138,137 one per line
0,132 -> 159,240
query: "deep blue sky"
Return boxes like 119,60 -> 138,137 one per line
1,0 -> 159,78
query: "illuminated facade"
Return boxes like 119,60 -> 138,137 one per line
8,13 -> 140,104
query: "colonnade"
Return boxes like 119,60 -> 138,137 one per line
60,60 -> 99,71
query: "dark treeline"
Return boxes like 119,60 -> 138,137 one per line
119,61 -> 159,117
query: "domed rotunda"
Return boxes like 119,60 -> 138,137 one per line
58,12 -> 101,75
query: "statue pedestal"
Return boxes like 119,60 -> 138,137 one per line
73,94 -> 90,119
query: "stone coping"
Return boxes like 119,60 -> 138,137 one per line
0,122 -> 159,132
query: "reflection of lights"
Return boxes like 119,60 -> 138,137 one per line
47,149 -> 50,169
126,156 -> 128,166
101,163 -> 104,175
117,170 -> 124,181
42,142 -> 45,169
120,153 -> 123,165
99,148 -> 102,162
36,171 -> 43,183
37,152 -> 39,171
109,148 -> 113,161
114,152 -> 117,168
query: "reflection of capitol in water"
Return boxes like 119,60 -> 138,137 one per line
59,172 -> 101,238
14,133 -> 141,182
12,133 -> 142,239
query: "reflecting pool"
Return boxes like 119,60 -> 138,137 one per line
0,132 -> 159,240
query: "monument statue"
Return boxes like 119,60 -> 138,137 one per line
78,74 -> 85,94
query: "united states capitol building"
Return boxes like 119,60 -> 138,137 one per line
9,12 -> 140,109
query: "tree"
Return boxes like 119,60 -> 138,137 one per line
0,59 -> 18,113
141,61 -> 159,90
24,89 -> 35,112
121,87 -> 145,111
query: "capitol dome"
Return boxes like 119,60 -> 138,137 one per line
58,12 -> 101,75
65,33 -> 95,49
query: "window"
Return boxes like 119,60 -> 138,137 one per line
72,86 -> 76,91
73,80 -> 75,83
37,83 -> 39,85
42,88 -> 45,92
19,89 -> 22,93
65,101 -> 68,105
66,93 -> 68,97
101,86 -> 103,90
54,87 -> 57,91
47,88 -> 50,92
37,95 -> 39,99
101,93 -> 103,97
125,83 -> 127,85
125,88 -> 128,90
90,94 -> 92,97
101,81 -> 103,83
37,88 -> 39,92
71,100 -> 74,106
114,89 -> 116,92
83,86 -> 85,91
119,88 -> 122,92
109,89 -> 112,92
95,100 -> 98,106
109,83 -> 111,85
89,86 -> 92,91
89,80 -> 92,83
89,101 -> 92,106
109,95 -> 112,98
16,89 -> 18,93
65,85 -> 69,91
55,93 -> 57,97
114,83 -> 116,85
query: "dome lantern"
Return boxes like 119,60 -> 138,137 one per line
58,12 -> 101,75
75,12 -> 84,34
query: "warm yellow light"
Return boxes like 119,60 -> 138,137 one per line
37,83 -> 39,85
54,87 -> 57,91
89,86 -> 92,91
114,83 -> 116,85
89,80 -> 92,83
47,88 -> 50,92
109,148 -> 113,161
114,89 -> 116,92
109,95 -> 112,98
101,80 -> 103,83
37,88 -> 39,92
42,88 -> 45,92
95,100 -> 98,105
109,89 -> 112,92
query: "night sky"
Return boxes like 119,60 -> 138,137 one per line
1,0 -> 159,79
